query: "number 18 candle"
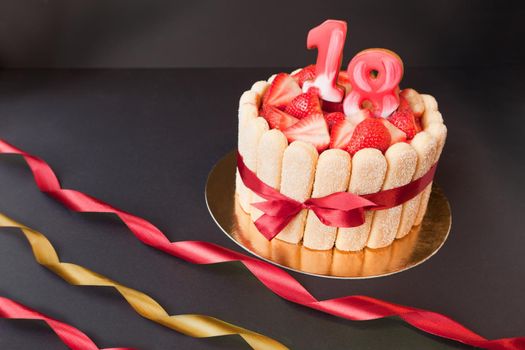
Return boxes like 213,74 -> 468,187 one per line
343,48 -> 404,118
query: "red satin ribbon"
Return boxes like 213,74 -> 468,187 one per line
0,138 -> 524,350
0,296 -> 134,350
237,152 -> 437,240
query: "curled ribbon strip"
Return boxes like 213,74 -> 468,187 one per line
0,296 -> 134,350
237,152 -> 437,240
0,139 -> 524,350
0,213 -> 288,350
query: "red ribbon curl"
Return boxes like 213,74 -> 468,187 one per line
0,296 -> 134,350
0,138 -> 524,350
237,152 -> 437,240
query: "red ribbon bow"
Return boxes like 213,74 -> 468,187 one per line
237,151 -> 438,240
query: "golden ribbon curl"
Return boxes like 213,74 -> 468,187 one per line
0,213 -> 288,350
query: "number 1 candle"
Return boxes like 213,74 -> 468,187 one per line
303,20 -> 347,103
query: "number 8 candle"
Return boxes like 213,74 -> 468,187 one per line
343,48 -> 404,118
303,20 -> 347,102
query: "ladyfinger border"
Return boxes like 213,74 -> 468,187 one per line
235,73 -> 446,251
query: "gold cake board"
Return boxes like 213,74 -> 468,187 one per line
206,151 -> 451,279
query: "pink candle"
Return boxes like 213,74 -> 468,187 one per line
303,20 -> 347,102
343,48 -> 404,118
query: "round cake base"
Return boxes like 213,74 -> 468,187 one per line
205,151 -> 451,279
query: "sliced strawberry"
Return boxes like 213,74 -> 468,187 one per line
324,112 -> 346,129
284,91 -> 323,119
346,109 -> 371,126
381,119 -> 407,144
330,118 -> 355,149
328,109 -> 371,149
283,114 -> 330,152
387,101 -> 420,139
263,73 -> 302,109
347,118 -> 391,155
262,105 -> 299,130
292,65 -> 316,87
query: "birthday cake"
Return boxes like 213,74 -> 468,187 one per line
236,20 -> 446,251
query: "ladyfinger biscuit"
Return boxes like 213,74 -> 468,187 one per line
251,129 -> 288,221
396,132 -> 438,239
391,214 -> 420,261
268,74 -> 277,84
415,122 -> 447,225
290,68 -> 303,75
400,89 -> 425,117
235,172 -> 249,211
331,249 -> 364,277
426,122 -> 447,159
361,245 -> 392,276
238,103 -> 258,133
239,90 -> 260,107
422,110 -> 443,129
275,141 -> 318,244
421,94 -> 443,129
234,195 -> 271,258
270,237 -> 301,270
251,81 -> 270,99
335,148 -> 387,251
367,142 -> 418,249
413,94 -> 445,224
237,99 -> 259,153
420,94 -> 438,112
236,100 -> 260,212
421,93 -> 441,124
238,101 -> 258,121
237,117 -> 269,213
300,246 -> 333,275
303,149 -> 352,250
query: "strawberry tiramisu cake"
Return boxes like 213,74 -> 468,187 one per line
236,20 -> 446,251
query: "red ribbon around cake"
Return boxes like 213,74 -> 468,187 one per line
237,152 -> 437,240
0,296 -> 133,350
1,138 -> 524,350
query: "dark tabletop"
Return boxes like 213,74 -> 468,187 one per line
0,67 -> 523,350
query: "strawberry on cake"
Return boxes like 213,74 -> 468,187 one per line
236,20 -> 446,251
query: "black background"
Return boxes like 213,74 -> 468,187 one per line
0,0 -> 523,68
0,1 -> 524,350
